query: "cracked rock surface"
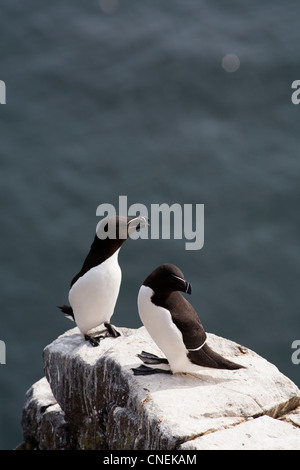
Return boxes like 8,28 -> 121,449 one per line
20,326 -> 300,450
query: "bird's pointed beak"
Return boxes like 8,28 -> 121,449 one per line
185,281 -> 192,295
127,216 -> 150,236
171,274 -> 192,295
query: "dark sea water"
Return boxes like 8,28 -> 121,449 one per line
1,0 -> 300,449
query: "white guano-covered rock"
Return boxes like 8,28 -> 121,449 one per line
21,326 -> 300,450
180,415 -> 300,450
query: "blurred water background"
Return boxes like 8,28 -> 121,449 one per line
0,0 -> 300,449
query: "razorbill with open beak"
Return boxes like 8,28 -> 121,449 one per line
59,215 -> 149,346
133,263 -> 244,374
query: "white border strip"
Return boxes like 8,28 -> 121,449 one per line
188,338 -> 207,352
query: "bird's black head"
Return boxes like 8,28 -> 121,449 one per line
70,215 -> 150,287
89,215 -> 149,265
96,215 -> 149,242
143,264 -> 192,296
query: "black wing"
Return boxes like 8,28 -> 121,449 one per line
165,292 -> 207,351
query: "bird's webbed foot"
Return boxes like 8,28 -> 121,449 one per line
104,322 -> 121,338
84,323 -> 120,346
137,351 -> 169,365
132,351 -> 171,375
131,364 -> 172,376
84,334 -> 104,347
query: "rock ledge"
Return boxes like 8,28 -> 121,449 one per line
20,326 -> 300,450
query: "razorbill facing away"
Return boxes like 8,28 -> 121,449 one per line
59,215 -> 149,346
133,263 -> 244,375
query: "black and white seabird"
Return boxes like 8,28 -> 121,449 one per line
59,215 -> 148,346
133,264 -> 244,375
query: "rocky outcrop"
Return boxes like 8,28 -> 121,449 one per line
20,326 -> 300,450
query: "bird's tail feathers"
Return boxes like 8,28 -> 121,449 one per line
58,304 -> 75,321
188,343 -> 244,370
